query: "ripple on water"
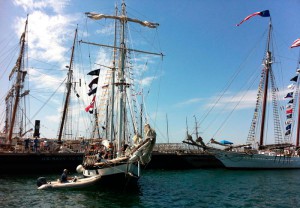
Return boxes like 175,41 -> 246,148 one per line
0,170 -> 300,207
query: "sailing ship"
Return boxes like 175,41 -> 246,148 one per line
208,12 -> 300,169
76,1 -> 160,186
0,16 -> 86,174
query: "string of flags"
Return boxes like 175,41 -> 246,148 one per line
85,69 -> 100,114
284,69 -> 299,136
284,36 -> 300,135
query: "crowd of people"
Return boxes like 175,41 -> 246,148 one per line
2,137 -> 88,153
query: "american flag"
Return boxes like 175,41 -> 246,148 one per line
290,38 -> 300,48
236,10 -> 270,26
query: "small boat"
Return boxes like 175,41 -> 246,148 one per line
37,175 -> 101,190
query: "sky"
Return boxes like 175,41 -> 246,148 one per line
0,0 -> 300,145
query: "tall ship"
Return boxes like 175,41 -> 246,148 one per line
208,11 -> 300,169
74,1 -> 161,187
0,16 -> 85,174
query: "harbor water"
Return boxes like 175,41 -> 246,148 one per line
0,169 -> 299,208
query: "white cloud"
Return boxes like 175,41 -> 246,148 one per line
175,98 -> 202,107
14,11 -> 77,63
13,0 -> 70,13
96,23 -> 115,35
45,114 -> 60,123
139,75 -> 157,87
204,90 -> 257,111
13,0 -> 79,66
204,87 -> 290,112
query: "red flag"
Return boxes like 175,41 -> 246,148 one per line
85,96 -> 96,112
290,38 -> 300,48
286,108 -> 293,114
236,10 -> 270,26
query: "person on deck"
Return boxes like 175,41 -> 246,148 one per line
60,169 -> 70,183
33,137 -> 39,152
24,138 -> 30,152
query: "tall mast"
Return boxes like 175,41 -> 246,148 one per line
296,53 -> 300,147
8,16 -> 28,143
110,5 -> 118,142
259,19 -> 272,147
117,1 -> 127,157
58,28 -> 77,142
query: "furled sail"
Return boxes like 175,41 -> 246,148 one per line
85,12 -> 159,28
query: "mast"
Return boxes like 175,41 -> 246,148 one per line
105,103 -> 109,138
93,108 -> 101,139
110,5 -> 118,142
186,117 -> 189,137
259,19 -> 272,147
58,28 -> 77,142
194,115 -> 199,139
8,16 -> 28,143
140,103 -> 143,136
296,53 -> 300,147
117,1 -> 127,157
166,114 -> 169,143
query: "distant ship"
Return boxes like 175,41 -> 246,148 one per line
0,16 -> 85,174
207,11 -> 300,169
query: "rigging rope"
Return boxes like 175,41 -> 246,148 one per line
199,30 -> 268,128
212,71 -> 261,139
30,77 -> 67,121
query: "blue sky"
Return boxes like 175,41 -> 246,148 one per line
0,0 -> 300,145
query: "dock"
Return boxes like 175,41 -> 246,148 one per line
146,143 -> 224,169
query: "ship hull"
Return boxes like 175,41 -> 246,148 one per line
83,163 -> 139,187
145,151 -> 224,169
0,152 -> 84,174
214,151 -> 300,169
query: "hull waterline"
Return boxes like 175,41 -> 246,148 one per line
214,151 -> 300,169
